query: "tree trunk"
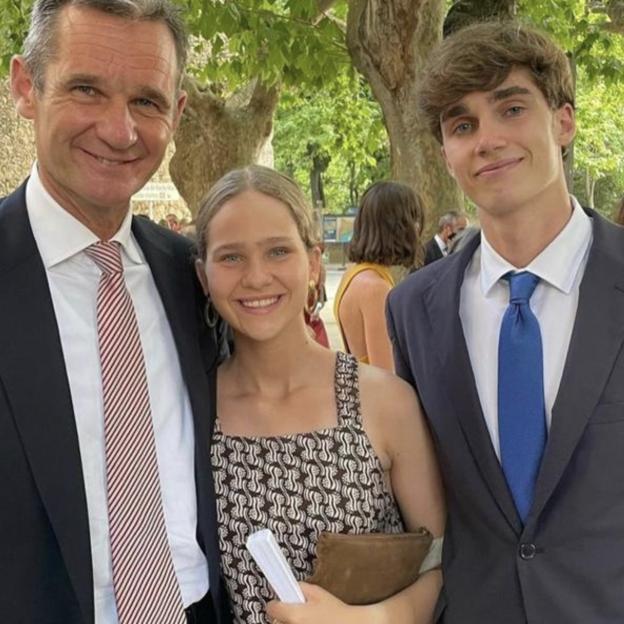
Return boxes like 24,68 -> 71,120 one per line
169,77 -> 280,216
309,149 -> 330,209
606,0 -> 624,33
443,0 -> 517,37
584,169 -> 596,208
346,0 -> 463,237
348,161 -> 358,207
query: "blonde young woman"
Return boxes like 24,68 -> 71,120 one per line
194,166 -> 444,624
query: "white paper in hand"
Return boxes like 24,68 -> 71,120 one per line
246,529 -> 305,604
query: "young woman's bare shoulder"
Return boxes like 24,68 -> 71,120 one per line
348,269 -> 392,299
358,362 -> 421,419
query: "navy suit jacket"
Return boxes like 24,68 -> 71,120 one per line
387,209 -> 624,623
0,181 -> 231,624
424,236 -> 445,265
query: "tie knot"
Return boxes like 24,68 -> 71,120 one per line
506,271 -> 539,304
86,241 -> 123,276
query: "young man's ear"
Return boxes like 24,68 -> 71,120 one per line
10,56 -> 37,120
194,258 -> 209,295
556,103 -> 576,149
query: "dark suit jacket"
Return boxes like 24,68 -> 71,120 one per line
0,181 -> 231,624
387,210 -> 624,624
424,236 -> 445,265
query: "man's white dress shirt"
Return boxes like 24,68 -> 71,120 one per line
434,233 -> 448,257
26,165 -> 209,623
459,198 -> 593,459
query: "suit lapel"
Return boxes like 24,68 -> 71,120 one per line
0,184 -> 93,624
530,212 -> 624,523
424,236 -> 522,534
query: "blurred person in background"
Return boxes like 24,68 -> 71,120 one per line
334,181 -> 424,370
424,210 -> 468,265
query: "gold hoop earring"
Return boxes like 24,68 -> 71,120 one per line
204,298 -> 219,329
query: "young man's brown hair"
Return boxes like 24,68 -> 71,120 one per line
419,20 -> 575,143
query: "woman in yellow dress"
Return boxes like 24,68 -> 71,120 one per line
334,181 -> 424,370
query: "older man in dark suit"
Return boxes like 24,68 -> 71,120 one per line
387,21 -> 624,624
423,210 -> 468,265
0,1 -> 230,622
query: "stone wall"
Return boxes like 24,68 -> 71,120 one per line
0,78 -> 35,197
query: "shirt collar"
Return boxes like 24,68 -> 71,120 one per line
25,163 -> 143,269
434,233 -> 447,253
480,196 -> 593,296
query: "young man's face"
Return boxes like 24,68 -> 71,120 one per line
439,67 -> 575,221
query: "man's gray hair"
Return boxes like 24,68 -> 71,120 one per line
438,210 -> 464,231
22,0 -> 188,91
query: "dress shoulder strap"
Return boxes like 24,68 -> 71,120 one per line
334,351 -> 363,428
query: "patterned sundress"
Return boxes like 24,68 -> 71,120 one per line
211,351 -> 404,624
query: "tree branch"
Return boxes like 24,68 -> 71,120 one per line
317,0 -> 339,14
248,79 -> 281,115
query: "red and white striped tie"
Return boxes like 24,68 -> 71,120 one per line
86,241 -> 186,624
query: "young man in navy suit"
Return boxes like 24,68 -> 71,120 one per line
0,1 -> 230,622
387,21 -> 624,623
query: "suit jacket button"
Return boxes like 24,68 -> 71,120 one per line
519,543 -> 537,560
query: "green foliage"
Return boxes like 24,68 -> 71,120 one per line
0,0 -> 33,75
519,0 -> 624,80
518,0 -> 624,211
574,71 -> 624,180
273,70 -> 389,213
2,0 -> 622,213
572,68 -> 624,212
181,0 -> 349,90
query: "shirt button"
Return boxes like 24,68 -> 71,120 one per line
519,543 -> 537,560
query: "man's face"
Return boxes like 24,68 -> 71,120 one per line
439,67 -> 575,222
11,5 -> 186,233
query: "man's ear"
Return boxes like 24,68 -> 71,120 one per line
194,258 -> 209,295
10,55 -> 37,120
556,103 -> 576,149
172,89 -> 187,132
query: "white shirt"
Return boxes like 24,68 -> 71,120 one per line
26,165 -> 209,623
459,197 -> 593,459
434,234 -> 448,256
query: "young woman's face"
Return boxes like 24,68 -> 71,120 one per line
197,190 -> 320,343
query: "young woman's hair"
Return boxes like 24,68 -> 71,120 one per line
348,181 -> 424,269
196,165 -> 318,260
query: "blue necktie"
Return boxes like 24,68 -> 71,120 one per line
498,271 -> 546,522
